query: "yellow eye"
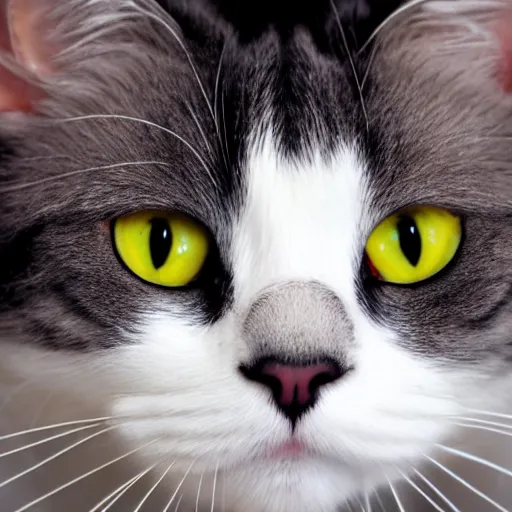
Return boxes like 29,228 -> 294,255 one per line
113,211 -> 209,287
365,205 -> 462,284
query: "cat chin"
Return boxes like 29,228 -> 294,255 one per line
120,452 -> 384,512
218,461 -> 366,512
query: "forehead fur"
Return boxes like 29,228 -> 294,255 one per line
0,0 -> 510,218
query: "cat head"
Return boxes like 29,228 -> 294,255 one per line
1,0 -> 512,510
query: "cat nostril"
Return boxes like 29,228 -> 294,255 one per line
262,363 -> 340,406
239,358 -> 345,426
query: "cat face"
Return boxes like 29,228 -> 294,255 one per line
1,0 -> 512,510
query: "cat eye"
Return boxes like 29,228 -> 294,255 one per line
112,211 -> 209,287
365,205 -> 462,284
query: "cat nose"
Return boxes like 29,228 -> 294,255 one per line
240,358 -> 343,426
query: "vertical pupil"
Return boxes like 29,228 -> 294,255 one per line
397,216 -> 421,267
149,218 -> 172,270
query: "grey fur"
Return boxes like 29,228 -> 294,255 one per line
242,281 -> 354,364
0,0 -> 511,511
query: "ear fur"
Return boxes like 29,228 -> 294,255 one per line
0,0 -> 181,115
375,0 -> 512,95
428,0 -> 512,93
0,0 -> 57,112
8,0 -> 57,75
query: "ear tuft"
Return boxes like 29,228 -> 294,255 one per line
380,0 -> 512,98
8,0 -> 56,76
0,0 -> 58,112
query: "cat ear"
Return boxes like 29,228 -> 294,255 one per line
496,13 -> 512,93
437,2 -> 512,95
0,0 -> 57,112
382,1 -> 512,96
8,0 -> 56,74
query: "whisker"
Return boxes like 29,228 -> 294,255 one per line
163,460 -> 196,512
185,102 -> 215,158
361,44 -> 377,91
0,425 -> 116,490
210,459 -> 220,512
89,463 -> 157,512
329,0 -> 369,132
398,470 -> 446,512
89,473 -> 141,512
465,409 -> 512,422
13,437 -> 160,512
436,444 -> 512,479
387,479 -> 406,512
55,114 -> 216,187
364,491 -> 372,512
0,161 -> 172,193
373,491 -> 388,512
424,454 -> 508,512
347,500 -> 356,512
174,494 -> 184,512
453,416 -> 512,430
220,464 -> 227,512
359,0 -> 430,54
213,37 -> 230,170
0,416 -> 112,443
454,422 -> 512,438
355,496 -> 366,512
195,471 -> 205,512
134,459 -> 176,512
0,422 -> 102,459
221,90 -> 230,170
412,468 -> 461,512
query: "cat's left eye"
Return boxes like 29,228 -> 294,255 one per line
112,211 -> 209,287
365,205 -> 462,285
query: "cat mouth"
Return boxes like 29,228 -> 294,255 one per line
244,439 -> 355,471
266,439 -> 306,459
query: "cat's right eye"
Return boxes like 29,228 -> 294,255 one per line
112,211 -> 209,288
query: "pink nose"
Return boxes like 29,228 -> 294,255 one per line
240,359 -> 342,425
262,363 -> 338,407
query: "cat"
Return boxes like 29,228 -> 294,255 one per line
0,0 -> 512,510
